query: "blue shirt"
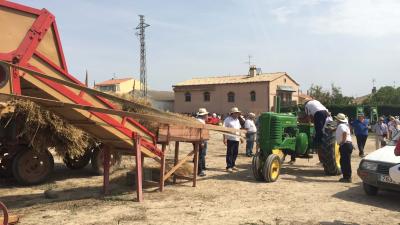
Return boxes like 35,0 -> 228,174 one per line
351,119 -> 369,136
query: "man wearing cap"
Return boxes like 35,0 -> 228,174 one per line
196,108 -> 208,177
223,107 -> 243,172
335,113 -> 353,183
304,99 -> 329,149
374,117 -> 389,149
351,113 -> 369,157
244,113 -> 257,157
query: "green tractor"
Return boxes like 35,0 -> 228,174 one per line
252,112 -> 341,182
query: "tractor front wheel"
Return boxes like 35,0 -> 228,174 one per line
252,151 -> 264,181
63,151 -> 91,170
0,147 -> 14,178
262,154 -> 281,182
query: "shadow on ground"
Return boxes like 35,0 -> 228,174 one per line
332,183 -> 400,212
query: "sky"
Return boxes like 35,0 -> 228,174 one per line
12,0 -> 400,97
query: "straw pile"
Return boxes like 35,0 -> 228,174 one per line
1,100 -> 92,157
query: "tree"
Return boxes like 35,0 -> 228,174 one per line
307,84 -> 354,105
364,86 -> 400,105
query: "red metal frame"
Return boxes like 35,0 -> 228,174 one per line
0,1 -> 160,156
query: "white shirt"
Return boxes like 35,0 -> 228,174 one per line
322,116 -> 333,135
305,100 -> 327,116
335,123 -> 352,144
244,119 -> 257,133
223,116 -> 241,141
197,118 -> 206,124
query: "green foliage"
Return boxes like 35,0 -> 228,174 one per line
364,86 -> 400,105
308,84 -> 354,105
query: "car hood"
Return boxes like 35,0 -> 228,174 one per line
365,145 -> 400,164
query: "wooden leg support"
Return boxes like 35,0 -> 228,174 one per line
173,141 -> 180,184
103,146 -> 111,195
159,143 -> 167,192
134,135 -> 143,202
193,142 -> 199,187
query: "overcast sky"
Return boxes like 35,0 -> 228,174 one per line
13,0 -> 400,97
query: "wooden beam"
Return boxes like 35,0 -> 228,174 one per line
163,150 -> 194,182
103,145 -> 111,195
193,143 -> 199,187
173,141 -> 179,184
134,134 -> 143,202
159,143 -> 167,192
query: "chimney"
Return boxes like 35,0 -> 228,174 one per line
249,65 -> 257,77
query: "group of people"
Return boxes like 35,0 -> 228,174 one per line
194,107 -> 257,176
194,100 -> 399,183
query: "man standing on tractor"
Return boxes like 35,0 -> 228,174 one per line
335,113 -> 353,183
223,107 -> 243,172
304,99 -> 329,149
351,113 -> 369,157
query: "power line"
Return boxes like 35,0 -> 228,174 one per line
136,15 -> 150,98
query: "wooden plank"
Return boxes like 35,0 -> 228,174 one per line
103,145 -> 111,195
159,143 -> 167,192
158,125 -> 209,142
134,135 -> 143,202
193,143 -> 199,187
173,141 -> 179,184
163,150 -> 194,182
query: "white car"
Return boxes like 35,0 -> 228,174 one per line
357,132 -> 400,195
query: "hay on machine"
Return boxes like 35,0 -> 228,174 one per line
0,99 -> 93,158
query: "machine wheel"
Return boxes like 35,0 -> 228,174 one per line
0,147 -> 14,178
363,182 -> 378,196
63,151 -> 91,170
91,146 -> 121,175
252,152 -> 264,181
12,147 -> 54,185
262,154 -> 281,182
321,132 -> 341,175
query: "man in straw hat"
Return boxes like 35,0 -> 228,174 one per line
335,113 -> 353,183
244,112 -> 257,157
196,108 -> 209,177
223,107 -> 243,172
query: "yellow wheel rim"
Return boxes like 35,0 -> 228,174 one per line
335,143 -> 341,168
270,159 -> 280,180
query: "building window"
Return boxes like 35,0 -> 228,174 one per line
227,92 -> 235,102
203,92 -> 210,102
250,91 -> 256,102
185,92 -> 191,102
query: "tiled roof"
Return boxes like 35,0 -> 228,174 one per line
173,72 -> 290,87
95,78 -> 134,86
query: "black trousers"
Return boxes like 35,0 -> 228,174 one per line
355,135 -> 368,154
339,142 -> 353,179
226,140 -> 239,169
197,141 -> 207,174
314,110 -> 329,146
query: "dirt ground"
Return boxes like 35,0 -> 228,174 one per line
1,132 -> 399,225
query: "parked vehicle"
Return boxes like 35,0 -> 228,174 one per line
357,132 -> 400,195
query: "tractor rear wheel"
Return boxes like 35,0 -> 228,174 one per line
262,154 -> 281,182
252,151 -> 264,181
91,146 -> 121,175
63,151 -> 91,170
0,147 -> 14,178
321,132 -> 341,175
12,147 -> 54,185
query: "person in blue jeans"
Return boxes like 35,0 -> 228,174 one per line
244,113 -> 257,157
351,113 -> 369,157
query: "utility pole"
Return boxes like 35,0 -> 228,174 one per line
136,15 -> 150,98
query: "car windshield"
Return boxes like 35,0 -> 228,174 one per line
387,132 -> 400,146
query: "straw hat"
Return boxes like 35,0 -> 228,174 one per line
230,107 -> 241,114
335,113 -> 348,123
248,112 -> 256,118
197,108 -> 208,116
